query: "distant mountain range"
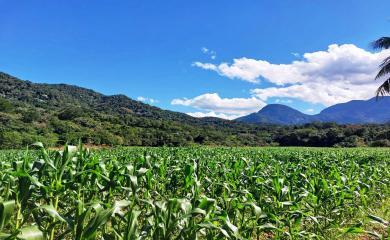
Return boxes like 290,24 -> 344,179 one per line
236,97 -> 390,125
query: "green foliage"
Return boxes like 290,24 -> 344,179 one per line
0,98 -> 13,112
0,131 -> 23,149
371,139 -> 390,147
1,71 -> 390,149
57,107 -> 85,120
0,146 -> 388,239
21,110 -> 40,123
372,36 -> 390,96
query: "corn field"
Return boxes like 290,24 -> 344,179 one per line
0,144 -> 389,239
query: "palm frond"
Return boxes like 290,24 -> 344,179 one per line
379,56 -> 390,67
375,57 -> 390,79
376,77 -> 390,98
371,37 -> 390,50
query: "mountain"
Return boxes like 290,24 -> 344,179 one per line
236,97 -> 390,125
317,98 -> 390,124
0,72 -> 211,124
1,71 -> 266,127
0,72 -> 273,147
1,71 -> 389,148
236,104 -> 313,125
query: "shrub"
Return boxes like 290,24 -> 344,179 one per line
0,97 -> 13,112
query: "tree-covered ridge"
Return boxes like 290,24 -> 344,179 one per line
0,72 -> 389,148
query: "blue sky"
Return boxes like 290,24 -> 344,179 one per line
1,0 -> 389,119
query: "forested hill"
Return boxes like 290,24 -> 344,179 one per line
0,72 -> 220,124
0,72 -> 389,148
0,71 -> 266,147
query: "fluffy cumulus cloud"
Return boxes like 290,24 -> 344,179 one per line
171,93 -> 265,119
193,44 -> 390,106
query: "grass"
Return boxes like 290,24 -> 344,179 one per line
0,145 -> 389,239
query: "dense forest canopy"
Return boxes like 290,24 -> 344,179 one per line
0,72 -> 389,148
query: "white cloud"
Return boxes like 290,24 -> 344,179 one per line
192,62 -> 217,71
193,57 -> 306,84
171,93 -> 265,117
193,58 -> 268,83
305,108 -> 315,113
194,44 -> 390,106
137,96 -> 158,104
251,82 -> 376,106
186,111 -> 242,120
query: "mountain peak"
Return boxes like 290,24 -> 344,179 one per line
259,104 -> 301,113
237,104 -> 312,125
237,97 -> 390,125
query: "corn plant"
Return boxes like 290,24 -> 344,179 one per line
0,145 -> 388,239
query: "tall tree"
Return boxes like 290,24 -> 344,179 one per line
372,37 -> 390,96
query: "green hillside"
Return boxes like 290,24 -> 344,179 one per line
0,72 -> 389,148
